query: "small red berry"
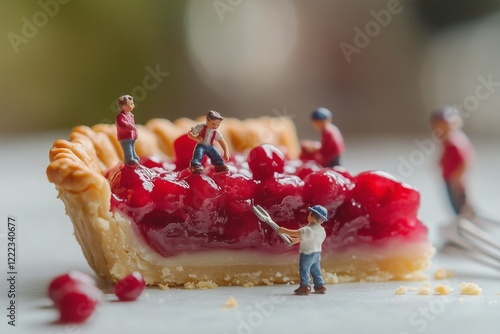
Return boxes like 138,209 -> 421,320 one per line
114,271 -> 146,301
57,283 -> 101,323
48,271 -> 96,304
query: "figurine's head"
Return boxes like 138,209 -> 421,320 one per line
307,205 -> 328,224
430,106 -> 463,141
117,95 -> 135,112
311,108 -> 332,131
206,110 -> 224,130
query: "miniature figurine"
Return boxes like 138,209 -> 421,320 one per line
252,204 -> 328,295
188,110 -> 230,174
278,205 -> 328,295
300,107 -> 345,167
431,106 -> 474,215
116,95 -> 140,165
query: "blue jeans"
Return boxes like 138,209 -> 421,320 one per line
190,143 -> 224,167
445,181 -> 466,215
119,139 -> 139,165
325,156 -> 341,167
299,252 -> 325,288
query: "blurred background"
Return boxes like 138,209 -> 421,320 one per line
1,0 -> 500,138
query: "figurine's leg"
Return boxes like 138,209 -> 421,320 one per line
298,253 -> 313,287
205,146 -> 228,172
131,140 -> 139,161
190,144 -> 206,167
310,253 -> 325,290
294,253 -> 313,295
120,139 -> 139,165
326,156 -> 341,167
204,146 -> 224,165
445,180 -> 467,215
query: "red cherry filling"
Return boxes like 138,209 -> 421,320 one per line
114,271 -> 146,301
353,171 -> 420,225
106,144 -> 428,257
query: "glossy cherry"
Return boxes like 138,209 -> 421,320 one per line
303,169 -> 352,218
57,283 -> 101,323
48,271 -> 96,304
248,144 -> 285,180
114,271 -> 146,301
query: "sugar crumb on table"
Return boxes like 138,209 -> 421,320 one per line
221,296 -> 238,310
395,286 -> 408,295
434,284 -> 454,295
459,282 -> 482,295
418,284 -> 431,295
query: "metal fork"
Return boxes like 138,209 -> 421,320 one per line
440,214 -> 500,271
252,205 -> 293,247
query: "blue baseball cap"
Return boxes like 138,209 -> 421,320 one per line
308,205 -> 328,221
311,108 -> 332,120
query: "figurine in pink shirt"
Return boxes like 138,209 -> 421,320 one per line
431,106 -> 474,215
300,108 -> 345,167
116,95 -> 139,165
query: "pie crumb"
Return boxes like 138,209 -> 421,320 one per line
395,286 -> 408,295
176,266 -> 184,272
221,296 -> 238,310
184,282 -> 195,290
434,284 -> 453,295
418,285 -> 431,295
434,268 -> 454,280
459,282 -> 482,295
197,280 -> 218,289
243,281 -> 255,288
261,279 -> 273,286
324,272 -> 339,284
158,283 -> 170,290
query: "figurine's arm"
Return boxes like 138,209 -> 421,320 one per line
188,130 -> 203,142
116,113 -> 136,130
278,227 -> 301,238
218,138 -> 231,160
301,140 -> 321,153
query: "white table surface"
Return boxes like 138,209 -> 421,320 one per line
1,132 -> 499,334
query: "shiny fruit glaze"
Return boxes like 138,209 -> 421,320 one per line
114,271 -> 146,301
107,144 -> 428,257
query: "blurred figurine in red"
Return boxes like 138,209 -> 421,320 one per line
116,95 -> 139,165
300,107 -> 345,167
431,106 -> 474,215
188,110 -> 230,174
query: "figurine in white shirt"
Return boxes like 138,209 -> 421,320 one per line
188,110 -> 231,174
278,205 -> 328,295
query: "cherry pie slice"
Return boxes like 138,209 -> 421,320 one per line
47,117 -> 433,287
